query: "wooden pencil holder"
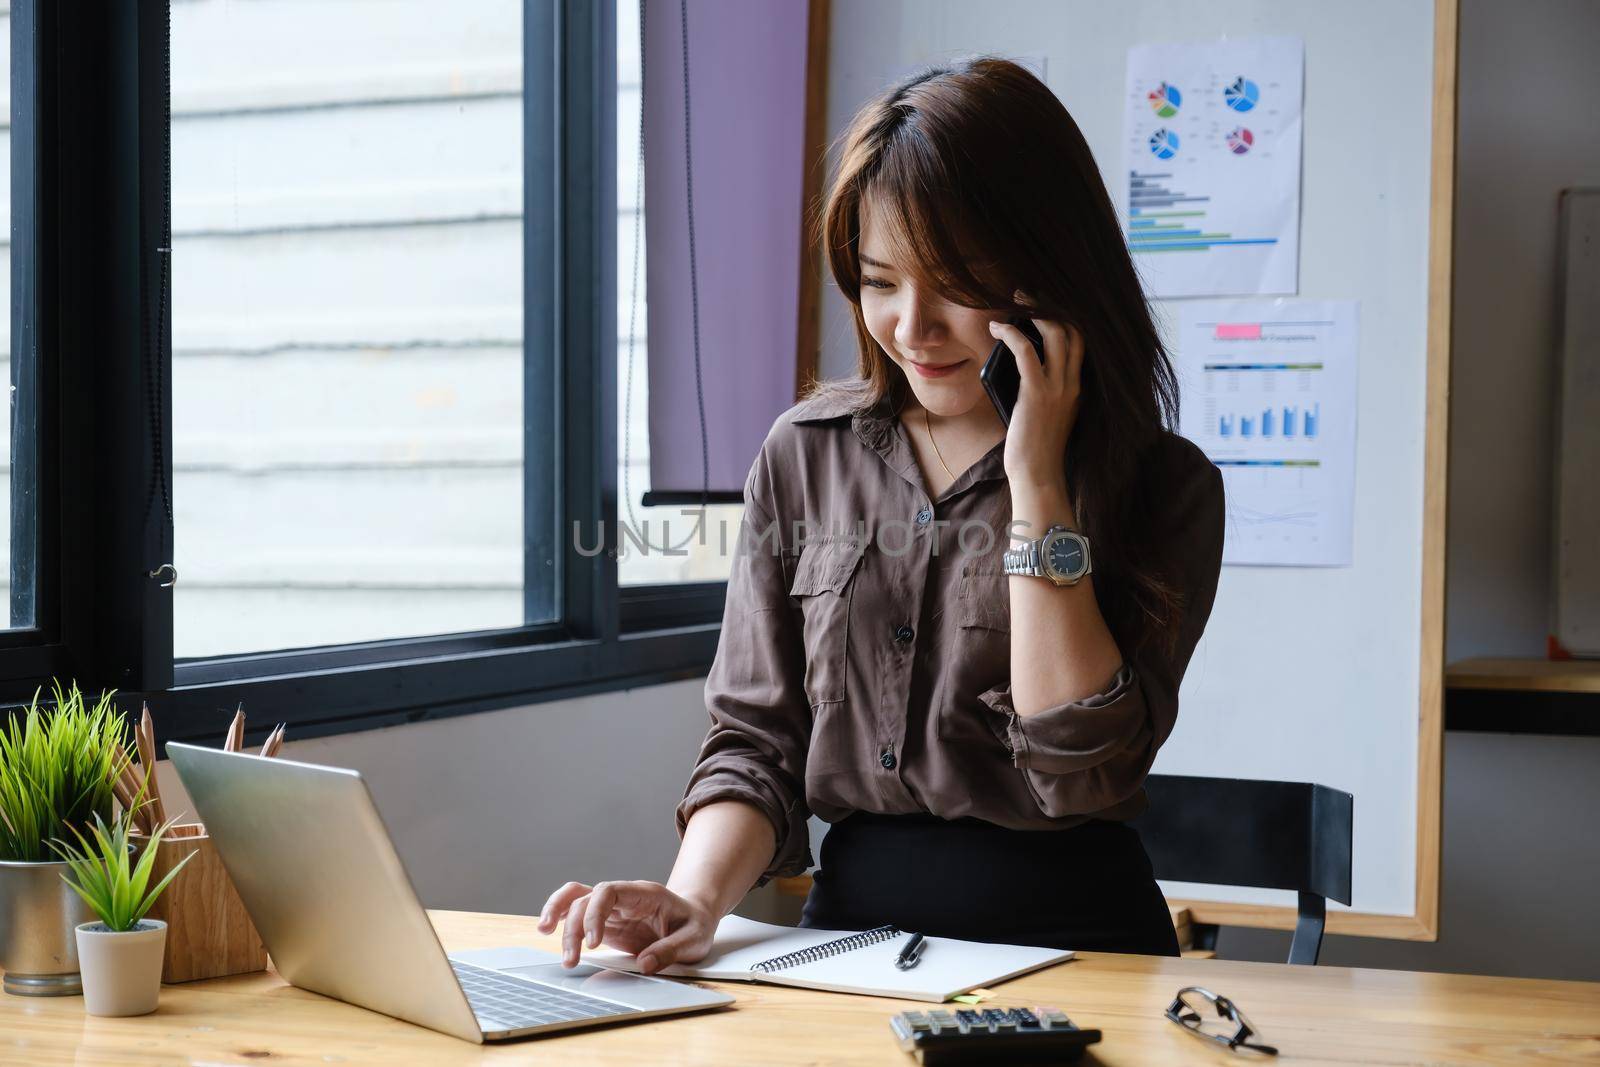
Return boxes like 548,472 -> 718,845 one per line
134,823 -> 268,984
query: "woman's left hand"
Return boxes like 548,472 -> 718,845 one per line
989,289 -> 1084,492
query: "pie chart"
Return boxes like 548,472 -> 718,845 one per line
1225,76 -> 1260,112
1148,128 -> 1180,160
1147,82 -> 1181,118
1226,127 -> 1254,155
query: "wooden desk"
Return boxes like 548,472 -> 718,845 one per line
4,909 -> 1597,1064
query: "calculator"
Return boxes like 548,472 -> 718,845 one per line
888,1006 -> 1102,1064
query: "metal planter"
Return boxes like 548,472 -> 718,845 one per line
0,858 -> 96,996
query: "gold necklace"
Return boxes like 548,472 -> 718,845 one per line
923,406 -> 957,480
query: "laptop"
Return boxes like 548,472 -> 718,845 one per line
165,742 -> 733,1043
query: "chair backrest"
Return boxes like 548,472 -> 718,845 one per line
1131,774 -> 1353,964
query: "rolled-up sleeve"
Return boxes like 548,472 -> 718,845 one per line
674,452 -> 814,887
977,455 -> 1226,818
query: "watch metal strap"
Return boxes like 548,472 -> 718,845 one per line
1003,540 -> 1043,577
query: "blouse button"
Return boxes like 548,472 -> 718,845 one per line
880,750 -> 897,770
894,625 -> 914,644
915,505 -> 933,527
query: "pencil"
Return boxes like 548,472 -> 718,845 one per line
224,706 -> 245,753
114,746 -> 145,807
110,774 -> 146,833
138,706 -> 168,826
263,723 -> 287,759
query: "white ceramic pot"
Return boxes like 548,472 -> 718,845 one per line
74,920 -> 167,1017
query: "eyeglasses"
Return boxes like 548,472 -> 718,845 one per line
1165,986 -> 1279,1055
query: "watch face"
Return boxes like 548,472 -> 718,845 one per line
1047,533 -> 1086,578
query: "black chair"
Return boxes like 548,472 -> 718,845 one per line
1131,775 -> 1353,965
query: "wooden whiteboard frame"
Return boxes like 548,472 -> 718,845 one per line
1172,0 -> 1455,941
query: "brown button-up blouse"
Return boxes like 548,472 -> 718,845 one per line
675,388 -> 1226,886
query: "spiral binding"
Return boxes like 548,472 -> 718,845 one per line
750,925 -> 901,974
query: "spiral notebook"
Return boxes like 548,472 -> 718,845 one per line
588,915 -> 1073,1003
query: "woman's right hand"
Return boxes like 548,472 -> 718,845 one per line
535,880 -> 719,975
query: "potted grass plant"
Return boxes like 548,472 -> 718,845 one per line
0,683 -> 129,996
52,810 -> 193,1016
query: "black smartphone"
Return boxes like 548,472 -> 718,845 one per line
980,314 -> 1048,425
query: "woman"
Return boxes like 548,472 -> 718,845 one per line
538,56 -> 1225,971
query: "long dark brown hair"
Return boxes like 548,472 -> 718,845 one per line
807,56 -> 1186,658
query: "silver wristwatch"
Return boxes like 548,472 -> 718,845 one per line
1003,525 -> 1093,586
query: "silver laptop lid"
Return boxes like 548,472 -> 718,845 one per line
165,742 -> 484,1044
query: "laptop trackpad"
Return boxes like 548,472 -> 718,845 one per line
502,962 -> 709,1010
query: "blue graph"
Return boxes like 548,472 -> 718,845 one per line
1148,128 -> 1180,160
1218,403 -> 1320,439
1225,76 -> 1259,112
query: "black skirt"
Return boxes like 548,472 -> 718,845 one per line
799,810 -> 1180,957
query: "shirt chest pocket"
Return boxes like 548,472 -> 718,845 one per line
940,566 -> 1013,748
958,566 -> 1011,633
787,538 -> 867,707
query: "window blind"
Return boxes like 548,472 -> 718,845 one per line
638,0 -> 821,503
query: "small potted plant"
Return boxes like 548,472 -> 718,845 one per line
51,810 -> 194,1017
0,682 -> 128,996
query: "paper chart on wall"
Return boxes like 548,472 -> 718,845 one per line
1175,299 -> 1359,567
1123,36 -> 1304,298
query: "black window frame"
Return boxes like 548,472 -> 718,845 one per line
2,0 -> 54,676
1,0 -> 727,743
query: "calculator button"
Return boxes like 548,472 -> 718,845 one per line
1043,1008 -> 1073,1029
1014,1008 -> 1040,1027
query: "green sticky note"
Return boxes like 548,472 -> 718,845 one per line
951,994 -> 983,1005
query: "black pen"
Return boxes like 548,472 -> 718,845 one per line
893,932 -> 926,971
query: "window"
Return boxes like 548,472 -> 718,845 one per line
0,0 -> 725,736
4,1 -> 39,634
170,1 -> 528,658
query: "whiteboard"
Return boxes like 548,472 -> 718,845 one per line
821,0 -> 1452,936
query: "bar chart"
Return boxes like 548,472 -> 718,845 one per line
1127,170 -> 1279,255
1217,402 -> 1319,438
1175,299 -> 1360,566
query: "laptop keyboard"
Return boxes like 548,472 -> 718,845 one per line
452,959 -> 634,1033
